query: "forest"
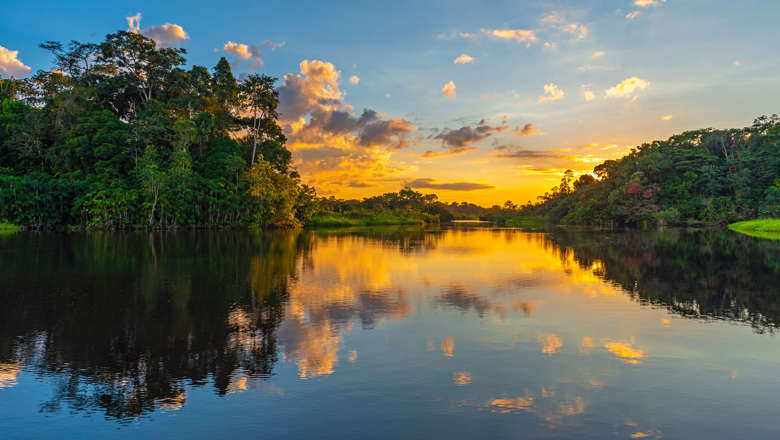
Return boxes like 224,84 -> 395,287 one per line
0,30 -> 318,229
489,116 -> 780,227
1,30 -> 778,230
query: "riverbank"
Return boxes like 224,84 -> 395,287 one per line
728,219 -> 780,240
306,214 -> 427,227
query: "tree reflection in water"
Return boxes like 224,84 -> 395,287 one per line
0,227 -> 777,421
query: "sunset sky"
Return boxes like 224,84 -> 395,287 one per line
2,0 -> 778,205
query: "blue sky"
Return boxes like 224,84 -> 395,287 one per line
2,0 -> 779,204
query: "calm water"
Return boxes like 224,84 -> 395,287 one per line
1,227 -> 779,439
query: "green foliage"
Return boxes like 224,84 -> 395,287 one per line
510,115 -> 780,227
310,187 -> 449,227
729,219 -> 780,240
0,29 -> 310,230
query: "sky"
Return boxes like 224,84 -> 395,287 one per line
1,0 -> 779,205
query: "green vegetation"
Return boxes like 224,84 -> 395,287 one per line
310,187 -> 452,227
729,219 -> 780,240
0,30 -> 315,229
308,214 -> 424,227
490,116 -> 780,228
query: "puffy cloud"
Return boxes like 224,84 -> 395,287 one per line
453,54 -> 474,64
563,23 -> 588,40
442,80 -> 456,99
482,28 -> 537,45
433,122 -> 508,149
583,90 -> 596,101
538,83 -> 564,103
277,59 -> 415,195
223,40 -> 283,71
278,60 -> 343,122
0,45 -> 32,77
405,178 -> 494,191
515,123 -> 540,137
126,13 -> 189,48
591,51 -> 605,59
626,11 -> 642,20
540,12 -> 587,40
349,75 -> 360,84
357,119 -> 414,149
605,76 -> 650,98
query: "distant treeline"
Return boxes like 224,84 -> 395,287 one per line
0,30 -> 316,229
488,116 -> 780,227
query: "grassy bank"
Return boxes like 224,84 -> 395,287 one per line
307,214 -> 426,228
0,222 -> 20,235
728,219 -> 780,240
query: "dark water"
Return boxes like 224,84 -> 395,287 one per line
1,227 -> 779,439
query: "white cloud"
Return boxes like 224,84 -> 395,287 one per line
605,76 -> 650,98
592,51 -> 605,59
453,54 -> 474,64
442,80 -> 456,99
349,75 -> 360,84
563,23 -> 588,40
634,0 -> 658,6
482,29 -> 537,46
626,11 -> 642,20
223,40 -> 283,71
538,83 -> 564,103
0,45 -> 32,77
584,90 -> 596,101
126,12 -> 189,48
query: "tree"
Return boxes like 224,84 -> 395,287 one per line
139,145 -> 165,225
239,74 -> 280,164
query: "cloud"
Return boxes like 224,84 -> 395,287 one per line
538,83 -> 564,103
278,60 -> 343,122
634,0 -> 659,6
583,90 -> 596,101
349,75 -> 360,84
453,54 -> 474,64
540,12 -> 587,41
0,45 -> 32,77
591,51 -> 605,59
495,147 -> 564,159
605,76 -> 650,98
357,119 -> 414,149
540,12 -> 565,25
442,80 -> 456,99
563,23 -> 588,40
223,40 -> 283,71
277,57 -> 415,187
405,178 -> 494,191
434,122 -> 508,148
626,11 -> 642,20
515,123 -> 540,137
422,147 -> 478,158
733,60 -> 742,67
126,13 -> 189,48
482,28 -> 537,45
661,114 -> 673,120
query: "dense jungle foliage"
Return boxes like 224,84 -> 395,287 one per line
0,31 -> 316,229
488,116 -> 780,227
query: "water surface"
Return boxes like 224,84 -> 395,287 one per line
1,227 -> 779,439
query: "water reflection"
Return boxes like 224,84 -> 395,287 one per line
0,227 -> 778,437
